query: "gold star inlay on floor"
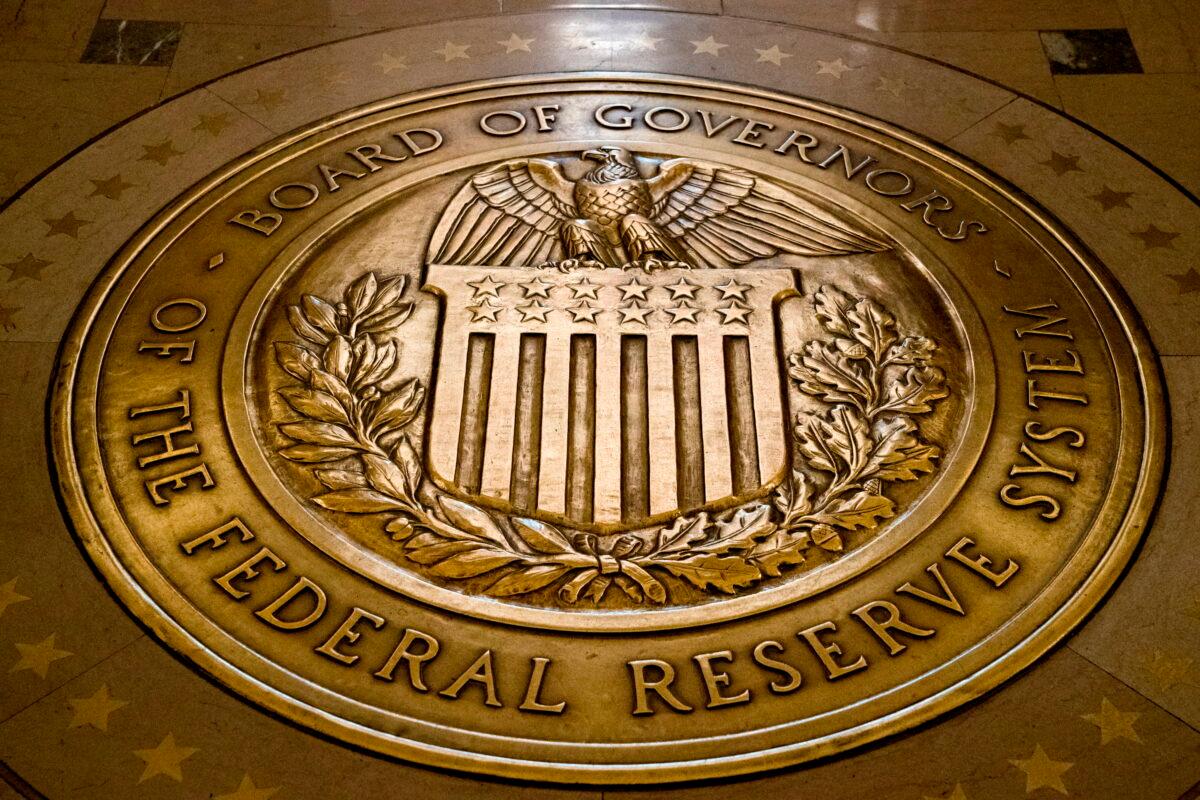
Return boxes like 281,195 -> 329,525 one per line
815,57 -> 856,78
1041,151 -> 1083,176
1090,186 -> 1134,211
214,773 -> 280,800
755,45 -> 791,66
2,253 -> 51,282
43,210 -> 89,238
10,633 -> 72,679
68,684 -> 128,731
1168,268 -> 1200,294
1009,744 -> 1072,795
140,140 -> 184,166
374,52 -> 407,73
1140,648 -> 1194,691
992,122 -> 1031,145
194,113 -> 231,136
1131,224 -> 1180,249
0,577 -> 30,617
249,89 -> 285,111
630,33 -> 663,51
690,36 -> 727,56
134,732 -> 198,783
88,174 -> 134,201
499,33 -> 534,54
1081,697 -> 1141,745
435,41 -> 471,61
875,75 -> 909,98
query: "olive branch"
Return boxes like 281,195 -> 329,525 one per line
273,275 -> 948,605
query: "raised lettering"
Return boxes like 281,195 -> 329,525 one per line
629,659 -> 693,715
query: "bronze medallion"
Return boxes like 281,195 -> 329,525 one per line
51,75 -> 1164,783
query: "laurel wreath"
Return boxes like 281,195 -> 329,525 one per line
273,272 -> 948,605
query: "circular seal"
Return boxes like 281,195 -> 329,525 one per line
51,74 -> 1164,783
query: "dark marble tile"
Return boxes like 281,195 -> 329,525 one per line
1040,28 -> 1144,74
79,18 -> 181,67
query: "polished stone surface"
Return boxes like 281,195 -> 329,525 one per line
0,2 -> 1198,797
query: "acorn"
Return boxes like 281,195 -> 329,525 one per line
811,523 -> 837,544
836,339 -> 869,359
386,519 -> 413,541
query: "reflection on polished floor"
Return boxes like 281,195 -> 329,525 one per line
0,2 -> 1199,799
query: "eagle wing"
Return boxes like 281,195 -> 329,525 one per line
429,158 -> 576,265
647,158 -> 889,267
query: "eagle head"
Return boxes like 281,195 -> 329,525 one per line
581,146 -> 640,183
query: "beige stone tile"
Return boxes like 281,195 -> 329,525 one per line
0,87 -> 274,344
1074,112 -> 1200,194
1119,0 -> 1196,73
1071,356 -> 1200,731
607,649 -> 1200,800
103,0 -> 501,28
1170,0 -> 1200,71
860,29 -> 1061,105
0,342 -> 145,724
949,97 -> 1200,356
164,22 -> 370,97
1056,73 -> 1200,120
0,636 -> 603,799
0,61 -> 168,204
724,0 -> 1124,34
0,0 -> 105,63
1053,73 -> 1200,190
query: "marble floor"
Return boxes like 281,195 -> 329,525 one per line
0,1 -> 1197,201
0,3 -> 1199,799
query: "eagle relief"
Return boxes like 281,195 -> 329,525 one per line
272,146 -> 950,605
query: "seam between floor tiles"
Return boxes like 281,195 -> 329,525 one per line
1067,641 -> 1200,735
0,633 -> 145,728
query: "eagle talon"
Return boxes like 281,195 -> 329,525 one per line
544,258 -> 606,272
623,257 -> 692,271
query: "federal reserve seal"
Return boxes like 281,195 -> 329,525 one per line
51,75 -> 1164,782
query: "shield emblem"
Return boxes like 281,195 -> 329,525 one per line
422,264 -> 800,531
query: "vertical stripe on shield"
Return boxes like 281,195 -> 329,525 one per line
509,333 -> 546,512
565,334 -> 596,523
620,335 -> 650,520
455,332 -> 494,493
723,335 -> 760,495
671,335 -> 705,509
